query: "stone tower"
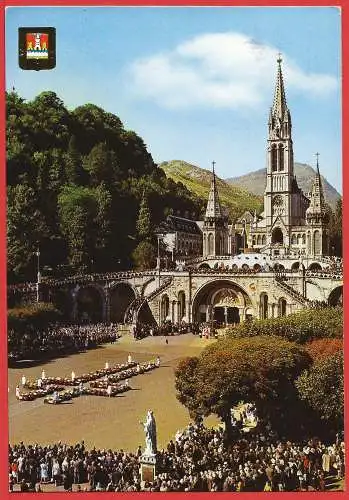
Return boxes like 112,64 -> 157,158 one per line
202,162 -> 228,257
264,56 -> 295,249
306,154 -> 329,256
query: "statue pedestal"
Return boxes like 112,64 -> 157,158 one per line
140,453 -> 157,483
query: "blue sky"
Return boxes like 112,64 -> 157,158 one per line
6,6 -> 342,192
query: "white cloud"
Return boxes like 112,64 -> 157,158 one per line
128,32 -> 337,110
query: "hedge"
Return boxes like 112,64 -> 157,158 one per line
226,306 -> 342,344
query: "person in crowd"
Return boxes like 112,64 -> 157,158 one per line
8,422 -> 344,492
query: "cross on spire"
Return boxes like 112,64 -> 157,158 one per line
315,152 -> 320,166
212,160 -> 216,174
277,52 -> 282,64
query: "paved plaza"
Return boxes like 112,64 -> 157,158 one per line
8,333 -> 219,451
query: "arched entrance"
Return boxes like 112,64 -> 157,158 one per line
328,286 -> 343,306
291,262 -> 300,272
110,283 -> 136,323
77,286 -> 104,323
198,263 -> 211,270
192,279 -> 253,325
308,262 -> 322,272
272,227 -> 284,245
278,297 -> 287,317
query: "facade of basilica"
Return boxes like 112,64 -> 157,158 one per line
159,58 -> 330,264
203,57 -> 329,260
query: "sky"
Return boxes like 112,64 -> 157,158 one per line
5,6 -> 342,192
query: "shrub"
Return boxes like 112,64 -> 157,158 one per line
226,307 -> 342,344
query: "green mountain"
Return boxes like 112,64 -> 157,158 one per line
160,160 -> 263,220
226,162 -> 341,210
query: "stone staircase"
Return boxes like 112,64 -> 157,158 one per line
124,277 -> 173,324
274,275 -> 310,306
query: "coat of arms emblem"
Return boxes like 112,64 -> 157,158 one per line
26,33 -> 49,59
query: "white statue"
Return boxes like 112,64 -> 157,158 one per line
141,410 -> 157,456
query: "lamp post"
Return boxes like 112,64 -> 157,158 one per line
36,247 -> 41,303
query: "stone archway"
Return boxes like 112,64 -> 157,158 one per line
272,227 -> 284,245
308,262 -> 322,272
291,261 -> 300,271
109,283 -> 136,323
328,286 -> 343,306
191,279 -> 254,324
76,286 -> 104,323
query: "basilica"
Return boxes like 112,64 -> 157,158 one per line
160,58 -> 330,265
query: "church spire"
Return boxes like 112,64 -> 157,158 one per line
272,54 -> 288,120
205,161 -> 223,219
306,153 -> 326,221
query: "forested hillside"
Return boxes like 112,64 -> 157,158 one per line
160,160 -> 263,219
7,91 -> 204,282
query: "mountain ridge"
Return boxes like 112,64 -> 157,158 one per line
226,162 -> 341,210
160,160 -> 263,220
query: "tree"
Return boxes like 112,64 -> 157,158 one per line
7,184 -> 48,280
136,192 -> 152,240
83,142 -> 120,187
175,336 -> 312,438
65,136 -> 85,185
328,198 -> 342,256
132,240 -> 157,271
296,351 -> 343,432
6,90 -> 207,282
58,185 -> 112,272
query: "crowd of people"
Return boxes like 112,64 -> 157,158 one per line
131,321 -> 197,340
8,323 -> 120,363
8,421 -> 344,492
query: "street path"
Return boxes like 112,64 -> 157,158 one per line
9,333 -> 218,451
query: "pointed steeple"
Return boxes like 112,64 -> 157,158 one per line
268,55 -> 292,141
306,153 -> 326,221
205,161 -> 223,219
272,54 -> 288,120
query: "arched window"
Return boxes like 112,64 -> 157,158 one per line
314,230 -> 321,255
271,145 -> 277,171
278,145 -> 284,171
307,232 -> 311,253
260,293 -> 268,319
291,234 -> 297,245
262,235 -> 266,245
302,234 -> 306,245
208,233 -> 214,255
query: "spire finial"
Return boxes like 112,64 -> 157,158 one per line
315,152 -> 320,167
212,160 -> 216,175
277,52 -> 282,65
